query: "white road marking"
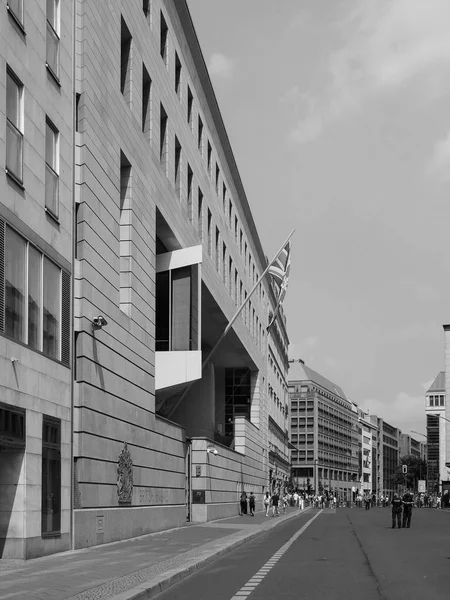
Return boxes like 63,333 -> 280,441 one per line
229,510 -> 323,600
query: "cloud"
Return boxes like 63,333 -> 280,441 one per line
208,53 -> 234,79
429,129 -> 450,180
289,0 -> 450,143
363,391 -> 426,436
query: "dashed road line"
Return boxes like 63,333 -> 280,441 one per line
229,510 -> 323,600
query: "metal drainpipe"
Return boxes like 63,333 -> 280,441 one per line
70,0 -> 77,552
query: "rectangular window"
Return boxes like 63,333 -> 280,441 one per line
197,189 -> 203,240
0,403 -> 25,449
160,11 -> 168,65
234,216 -> 238,242
75,93 -> 81,132
187,164 -> 193,218
222,182 -> 227,211
42,416 -> 61,535
234,269 -> 238,305
160,104 -> 168,173
175,52 -> 182,100
142,64 -> 152,138
207,141 -> 212,177
143,0 -> 151,22
46,0 -> 60,80
7,0 -> 24,26
207,209 -> 212,257
239,230 -> 243,254
215,163 -> 220,195
222,243 -> 227,286
5,68 -> 23,183
187,86 -> 193,130
228,200 -> 233,227
198,116 -> 204,155
2,221 -> 68,363
174,136 -> 182,200
45,118 -> 59,219
121,17 -> 132,104
229,257 -> 232,296
215,227 -> 220,273
120,151 -> 132,313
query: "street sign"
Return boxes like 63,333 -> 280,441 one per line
418,480 -> 426,493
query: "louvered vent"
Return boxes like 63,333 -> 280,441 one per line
0,219 -> 4,333
61,270 -> 71,366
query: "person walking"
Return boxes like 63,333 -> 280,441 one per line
249,491 -> 255,516
364,494 -> 371,510
240,491 -> 248,516
271,490 -> 280,517
402,489 -> 414,528
391,493 -> 402,528
264,491 -> 271,516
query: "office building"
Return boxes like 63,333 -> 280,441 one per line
425,370 -> 447,493
1,0 -> 73,558
289,360 -> 359,501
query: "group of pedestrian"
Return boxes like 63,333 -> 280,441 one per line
391,490 -> 414,528
239,491 -> 256,516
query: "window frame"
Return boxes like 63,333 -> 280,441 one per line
46,0 -> 60,82
6,0 -> 25,31
5,67 -> 24,185
45,117 -> 60,220
41,415 -> 61,537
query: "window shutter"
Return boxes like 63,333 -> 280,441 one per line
61,269 -> 71,366
0,218 -> 4,333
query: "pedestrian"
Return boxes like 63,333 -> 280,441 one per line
402,489 -> 414,528
264,491 -> 271,516
364,494 -> 371,510
282,492 -> 289,514
240,491 -> 247,516
249,491 -> 255,516
293,491 -> 299,507
391,493 -> 402,528
271,490 -> 279,517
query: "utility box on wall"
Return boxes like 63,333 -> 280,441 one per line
192,490 -> 205,504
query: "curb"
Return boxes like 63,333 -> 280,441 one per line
108,508 -> 312,600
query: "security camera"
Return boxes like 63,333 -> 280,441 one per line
207,446 -> 218,455
92,316 -> 108,329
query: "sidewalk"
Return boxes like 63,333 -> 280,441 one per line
0,507 -> 311,600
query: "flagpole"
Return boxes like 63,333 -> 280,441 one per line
166,228 -> 294,419
202,228 -> 295,371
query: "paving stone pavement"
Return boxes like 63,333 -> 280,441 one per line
0,508 -> 310,600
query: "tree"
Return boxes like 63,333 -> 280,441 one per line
392,455 -> 427,491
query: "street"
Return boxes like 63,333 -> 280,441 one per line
157,507 -> 450,600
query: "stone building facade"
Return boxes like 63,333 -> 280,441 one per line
289,360 -> 359,501
0,0 -> 73,558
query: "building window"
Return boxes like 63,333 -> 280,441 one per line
225,368 -> 251,436
142,65 -> 152,138
1,221 -> 70,364
46,0 -> 60,80
7,0 -> 24,27
228,199 -> 233,227
121,17 -> 132,104
215,227 -> 220,273
222,243 -> 227,286
187,164 -> 193,219
0,403 -> 25,449
119,151 -> 132,313
5,68 -> 23,184
222,182 -> 227,212
187,86 -> 193,130
174,137 -> 182,200
143,0 -> 151,24
207,209 -> 212,257
197,189 -> 203,240
160,11 -> 168,66
198,116 -> 204,155
175,52 -> 182,100
160,104 -> 168,173
42,416 -> 61,536
45,118 -> 59,219
207,141 -> 212,177
215,163 -> 220,195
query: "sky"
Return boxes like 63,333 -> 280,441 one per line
187,0 -> 450,437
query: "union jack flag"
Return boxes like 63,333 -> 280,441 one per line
267,239 -> 291,332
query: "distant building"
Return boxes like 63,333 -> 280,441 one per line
357,407 -> 378,496
370,416 -> 400,498
399,433 -> 426,461
289,360 -> 359,501
425,369 -> 447,493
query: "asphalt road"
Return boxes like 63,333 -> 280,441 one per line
156,507 -> 450,600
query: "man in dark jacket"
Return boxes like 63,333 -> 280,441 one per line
402,489 -> 414,528
391,493 -> 402,528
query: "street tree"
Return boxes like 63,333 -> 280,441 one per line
392,455 -> 427,491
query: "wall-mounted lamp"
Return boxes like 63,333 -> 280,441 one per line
206,445 -> 218,456
92,315 -> 108,330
